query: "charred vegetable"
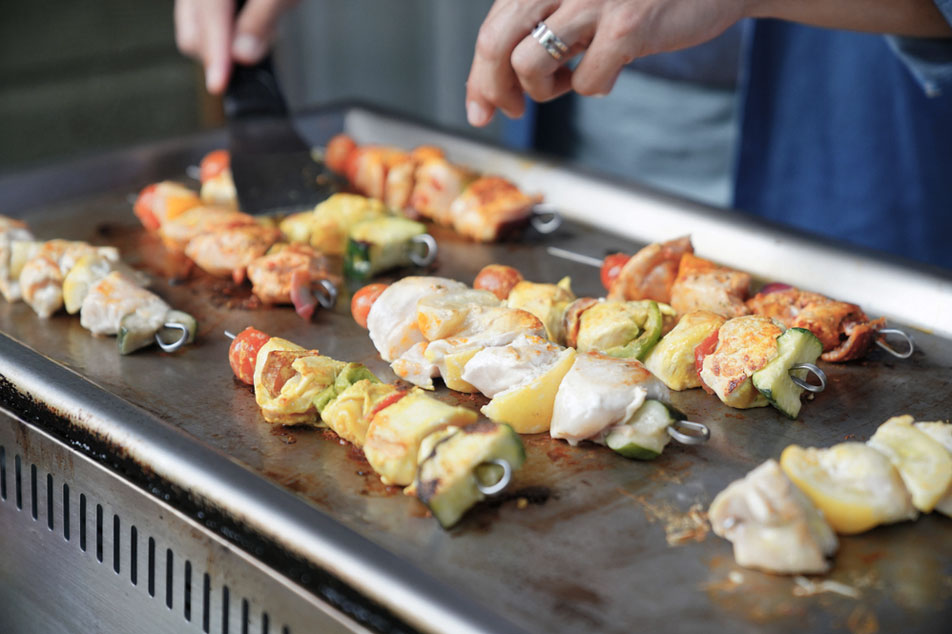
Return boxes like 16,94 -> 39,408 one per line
344,216 -> 433,281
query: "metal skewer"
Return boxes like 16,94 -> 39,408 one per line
875,328 -> 915,359
409,234 -> 438,267
155,322 -> 191,352
667,420 -> 711,445
474,458 -> 513,496
530,205 -> 562,234
789,362 -> 827,393
546,246 -> 602,267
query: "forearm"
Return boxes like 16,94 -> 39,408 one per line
748,0 -> 952,37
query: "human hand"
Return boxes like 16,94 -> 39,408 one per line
174,0 -> 299,94
465,0 -> 747,126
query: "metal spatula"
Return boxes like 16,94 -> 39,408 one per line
223,56 -> 340,214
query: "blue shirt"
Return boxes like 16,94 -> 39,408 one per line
734,16 -> 952,270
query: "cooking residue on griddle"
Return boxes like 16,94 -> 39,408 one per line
486,485 -> 552,509
619,488 -> 710,546
270,427 -> 297,444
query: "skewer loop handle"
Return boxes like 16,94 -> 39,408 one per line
530,205 -> 562,234
409,233 -> 438,267
875,328 -> 914,359
790,362 -> 826,393
156,323 -> 190,352
667,420 -> 711,445
475,458 -> 513,496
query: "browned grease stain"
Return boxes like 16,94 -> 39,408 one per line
617,488 -> 710,546
269,427 -> 297,445
724,412 -> 747,420
847,605 -> 879,634
647,458 -> 694,486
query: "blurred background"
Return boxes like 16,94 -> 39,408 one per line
0,0 -> 739,206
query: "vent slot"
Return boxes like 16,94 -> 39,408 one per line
130,525 -> 138,585
166,548 -> 174,610
47,473 -> 54,530
185,559 -> 193,622
15,453 -> 22,509
63,483 -> 70,541
113,514 -> 121,574
203,572 -> 211,633
222,585 -> 230,634
1,444 -> 6,500
148,536 -> 156,597
80,493 -> 87,551
96,503 -> 104,563
31,463 -> 37,519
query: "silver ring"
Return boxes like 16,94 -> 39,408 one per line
475,459 -> 513,496
531,21 -> 569,62
409,233 -> 438,267
790,362 -> 827,393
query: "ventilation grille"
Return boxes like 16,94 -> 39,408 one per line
0,443 -> 293,634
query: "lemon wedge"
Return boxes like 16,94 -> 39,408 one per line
869,415 -> 952,513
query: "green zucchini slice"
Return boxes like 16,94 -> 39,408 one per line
605,300 -> 663,361
605,399 -> 683,460
156,310 -> 197,351
344,216 -> 429,281
118,312 -> 162,355
416,421 -> 525,529
751,327 -> 824,419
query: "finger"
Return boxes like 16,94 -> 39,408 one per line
233,0 -> 296,63
466,0 -> 559,125
197,0 -> 235,94
511,8 -> 594,102
570,14 -> 639,96
174,0 -> 200,57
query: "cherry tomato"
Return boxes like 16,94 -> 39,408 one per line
473,264 -> 524,300
351,283 -> 388,329
325,134 -> 357,174
229,327 -> 271,385
199,150 -> 230,183
600,253 -> 630,291
694,329 -> 720,395
133,183 -> 160,231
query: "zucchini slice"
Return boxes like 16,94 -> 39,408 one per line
416,421 -> 526,528
344,216 -> 428,281
604,399 -> 682,460
118,311 -> 163,355
156,310 -> 197,351
751,327 -> 823,419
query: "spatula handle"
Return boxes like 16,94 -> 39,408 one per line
223,0 -> 290,119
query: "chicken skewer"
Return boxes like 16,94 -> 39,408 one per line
224,328 -> 524,528
351,280 -> 711,457
710,414 -> 952,575
323,134 -> 561,242
546,242 -> 914,361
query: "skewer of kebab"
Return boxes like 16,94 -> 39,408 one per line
350,278 -> 711,459
709,414 -> 952,575
0,217 -> 195,354
322,134 -> 561,242
473,264 -> 828,419
133,182 -> 340,319
547,237 -> 914,361
224,327 -> 525,528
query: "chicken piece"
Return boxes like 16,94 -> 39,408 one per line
670,253 -> 751,318
366,276 -> 467,362
363,388 -> 477,486
184,224 -> 283,282
914,421 -> 952,517
246,243 -> 335,305
608,236 -> 693,303
62,251 -> 147,314
709,459 -> 838,575
505,277 -> 575,344
380,146 -> 439,211
643,310 -> 727,390
746,287 -> 885,362
20,241 -> 118,318
409,156 -> 477,223
158,205 -> 257,252
416,288 -> 501,341
200,171 -> 237,208
448,176 -> 542,242
0,216 -> 35,302
463,333 -> 577,434
550,352 -> 668,445
80,271 -> 170,335
698,315 -> 782,409
780,442 -> 917,535
348,146 -> 409,201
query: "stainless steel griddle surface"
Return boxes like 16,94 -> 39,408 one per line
1,106 -> 950,634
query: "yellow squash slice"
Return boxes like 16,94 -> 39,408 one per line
780,442 -> 917,535
481,347 -> 576,434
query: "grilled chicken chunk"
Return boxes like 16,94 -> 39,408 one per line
550,352 -> 668,445
79,271 -> 170,336
670,253 -> 751,319
608,236 -> 693,303
0,216 -> 34,302
698,315 -> 782,409
184,224 -> 283,282
158,205 -> 257,252
448,176 -> 542,242
710,459 -> 838,575
746,287 -> 885,362
409,156 -> 477,223
348,146 -> 409,201
246,243 -> 334,305
20,241 -> 119,318
383,146 -> 444,213
366,276 -> 467,362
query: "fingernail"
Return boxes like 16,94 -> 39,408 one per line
205,63 -> 226,93
232,33 -> 266,62
467,100 -> 489,126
